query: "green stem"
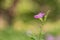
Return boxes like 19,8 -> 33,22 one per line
39,22 -> 44,40
44,10 -> 50,22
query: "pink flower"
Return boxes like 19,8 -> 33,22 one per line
46,34 -> 55,40
56,35 -> 60,40
34,12 -> 45,18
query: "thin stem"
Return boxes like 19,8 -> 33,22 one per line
44,10 -> 50,22
39,22 -> 44,40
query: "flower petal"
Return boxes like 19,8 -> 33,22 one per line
34,12 -> 45,19
34,15 -> 40,18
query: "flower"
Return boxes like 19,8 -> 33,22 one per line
46,34 -> 55,40
34,12 -> 45,18
56,35 -> 60,40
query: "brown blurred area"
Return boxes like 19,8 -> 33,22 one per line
0,10 -> 7,30
0,0 -> 18,30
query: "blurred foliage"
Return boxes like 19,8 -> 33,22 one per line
0,28 -> 33,40
0,0 -> 60,22
0,0 -> 60,40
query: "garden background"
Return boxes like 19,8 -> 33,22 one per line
0,0 -> 60,40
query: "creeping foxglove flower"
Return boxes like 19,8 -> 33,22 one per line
34,12 -> 45,18
46,34 -> 55,40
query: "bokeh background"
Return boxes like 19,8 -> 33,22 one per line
0,0 -> 60,40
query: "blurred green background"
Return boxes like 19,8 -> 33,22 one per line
0,0 -> 60,40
